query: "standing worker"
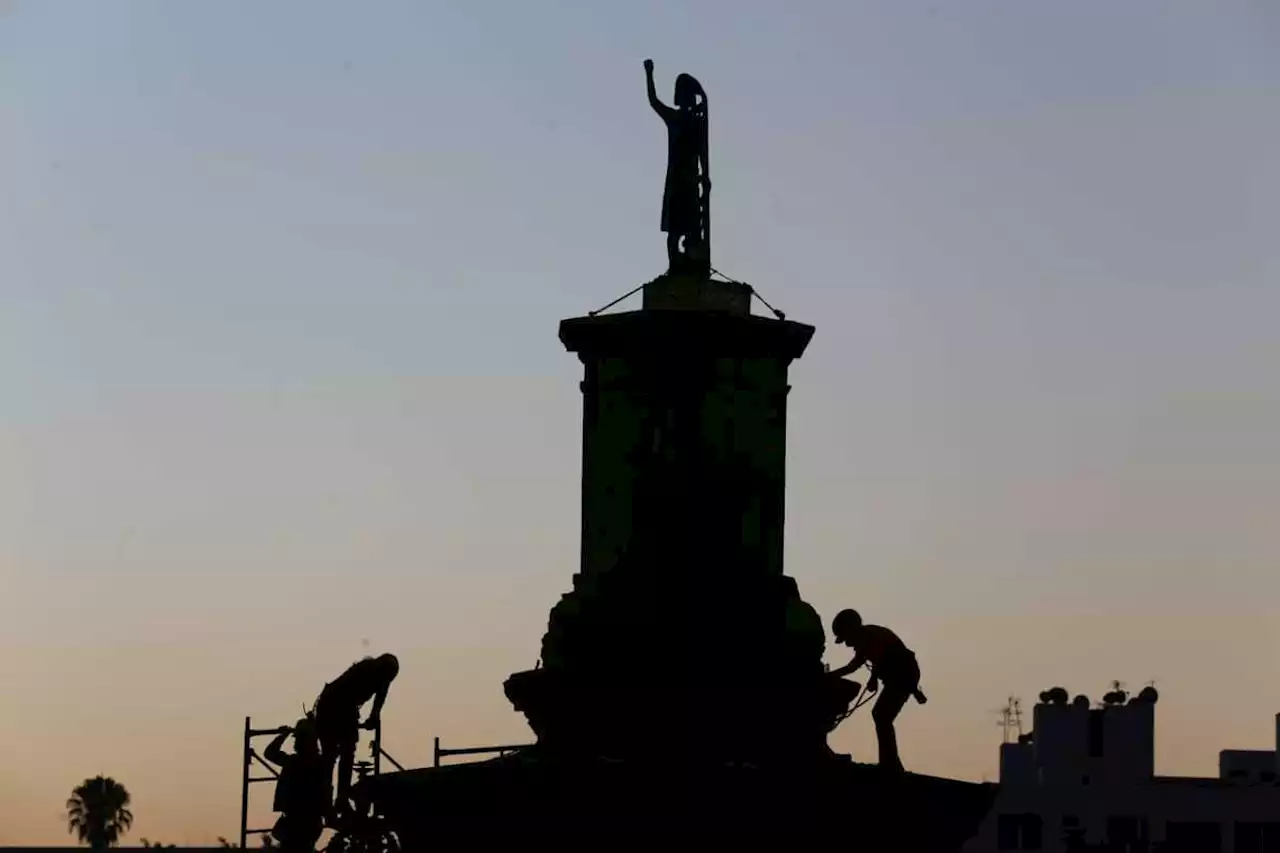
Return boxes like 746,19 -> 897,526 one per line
264,717 -> 330,853
313,653 -> 400,814
828,610 -> 927,773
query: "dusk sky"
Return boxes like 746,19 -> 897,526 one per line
3,1 -> 1279,844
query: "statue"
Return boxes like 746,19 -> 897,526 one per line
644,59 -> 710,277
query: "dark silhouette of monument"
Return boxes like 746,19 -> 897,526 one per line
355,61 -> 996,851
644,59 -> 710,277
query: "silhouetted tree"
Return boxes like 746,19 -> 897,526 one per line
260,833 -> 278,849
140,840 -> 176,849
216,836 -> 237,848
66,776 -> 134,849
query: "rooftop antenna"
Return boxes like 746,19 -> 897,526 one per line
997,696 -> 1024,744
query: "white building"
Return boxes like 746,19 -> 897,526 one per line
962,685 -> 1280,852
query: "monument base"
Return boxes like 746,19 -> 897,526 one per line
641,272 -> 752,314
357,751 -> 996,852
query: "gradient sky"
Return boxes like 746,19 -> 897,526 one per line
3,0 -> 1279,844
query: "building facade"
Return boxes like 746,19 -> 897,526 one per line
963,687 -> 1280,852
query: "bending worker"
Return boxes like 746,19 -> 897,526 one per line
828,609 -> 927,773
313,653 -> 400,813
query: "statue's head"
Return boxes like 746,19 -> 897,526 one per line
673,73 -> 706,110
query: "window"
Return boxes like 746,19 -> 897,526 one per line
1024,815 -> 1043,849
1088,709 -> 1105,757
997,814 -> 1044,851
1107,816 -> 1147,848
998,814 -> 1019,850
1165,820 -> 1221,853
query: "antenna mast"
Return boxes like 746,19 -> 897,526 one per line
998,696 -> 1024,744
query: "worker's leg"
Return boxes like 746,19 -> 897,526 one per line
311,709 -> 340,815
313,693 -> 341,767
296,813 -> 324,853
271,815 -> 297,853
333,729 -> 358,813
872,684 -> 911,773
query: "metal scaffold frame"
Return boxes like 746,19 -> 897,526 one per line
238,716 -> 405,849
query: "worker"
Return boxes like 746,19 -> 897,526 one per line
828,609 -> 927,773
264,717 -> 330,853
313,653 -> 400,813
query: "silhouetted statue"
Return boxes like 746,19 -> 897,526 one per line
644,58 -> 710,277
313,653 -> 400,814
265,717 -> 330,853
828,609 -> 927,773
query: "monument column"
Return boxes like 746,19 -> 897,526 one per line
360,60 -> 998,853
566,280 -> 813,591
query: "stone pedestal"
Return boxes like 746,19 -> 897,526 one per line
502,274 -> 834,764
363,755 -> 998,852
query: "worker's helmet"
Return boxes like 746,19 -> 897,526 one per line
831,609 -> 863,643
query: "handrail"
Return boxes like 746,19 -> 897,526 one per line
432,736 -> 532,767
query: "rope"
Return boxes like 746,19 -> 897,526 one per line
584,268 -> 790,322
831,682 -> 878,729
587,283 -> 646,317
709,266 -> 787,321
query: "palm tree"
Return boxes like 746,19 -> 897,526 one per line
66,775 -> 134,849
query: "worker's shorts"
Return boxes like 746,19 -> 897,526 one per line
877,651 -> 921,692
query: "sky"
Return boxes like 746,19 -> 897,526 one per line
2,0 -> 1279,844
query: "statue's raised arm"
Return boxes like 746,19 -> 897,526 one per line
643,59 -> 710,277
644,59 -> 676,122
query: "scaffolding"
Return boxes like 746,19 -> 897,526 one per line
240,713 -> 533,847
238,716 -> 404,849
